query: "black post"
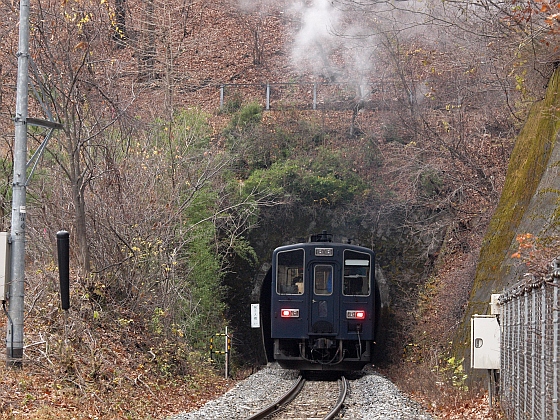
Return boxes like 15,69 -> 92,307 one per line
56,230 -> 70,310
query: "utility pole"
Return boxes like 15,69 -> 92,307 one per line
6,0 -> 30,367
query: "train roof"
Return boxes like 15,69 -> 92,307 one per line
272,231 -> 374,255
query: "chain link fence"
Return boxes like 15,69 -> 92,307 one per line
499,267 -> 560,419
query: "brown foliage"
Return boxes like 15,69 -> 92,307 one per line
0,267 -> 232,419
0,0 -> 553,417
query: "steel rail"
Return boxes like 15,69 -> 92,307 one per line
324,376 -> 348,420
245,375 -> 305,420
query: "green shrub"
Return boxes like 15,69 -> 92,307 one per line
222,91 -> 244,114
227,102 -> 263,131
242,149 -> 366,206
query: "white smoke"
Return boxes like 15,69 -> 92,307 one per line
290,0 -> 342,80
237,0 -> 439,97
288,0 -> 387,99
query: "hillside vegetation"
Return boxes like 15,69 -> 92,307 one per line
0,0 -> 559,418
457,68 -> 560,351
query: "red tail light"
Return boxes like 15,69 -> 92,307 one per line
280,309 -> 300,318
347,310 -> 365,320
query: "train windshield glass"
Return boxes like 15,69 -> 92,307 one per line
314,265 -> 333,296
276,249 -> 304,295
343,250 -> 370,296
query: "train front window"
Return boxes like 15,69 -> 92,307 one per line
343,250 -> 370,296
276,249 -> 304,295
314,265 -> 333,296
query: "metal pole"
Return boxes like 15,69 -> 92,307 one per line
513,296 -> 523,419
540,284 -> 546,420
488,369 -> 493,408
503,300 -> 510,412
220,85 -> 224,110
313,83 -> 317,110
225,326 -> 229,379
265,83 -> 270,111
531,290 -> 536,420
524,291 -> 529,417
56,231 -> 70,310
554,275 -> 559,420
6,0 -> 30,367
500,301 -> 505,410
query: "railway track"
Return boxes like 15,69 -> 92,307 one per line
246,375 -> 348,420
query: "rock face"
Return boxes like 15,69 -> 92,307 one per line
457,68 -> 560,356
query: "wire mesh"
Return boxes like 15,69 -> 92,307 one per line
499,273 -> 560,419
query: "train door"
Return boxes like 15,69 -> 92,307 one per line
310,263 -> 338,334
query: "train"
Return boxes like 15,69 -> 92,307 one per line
260,231 -> 380,371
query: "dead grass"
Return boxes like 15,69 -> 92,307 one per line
0,296 -> 235,420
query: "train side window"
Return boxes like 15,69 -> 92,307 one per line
276,249 -> 304,295
343,250 -> 371,296
314,265 -> 333,296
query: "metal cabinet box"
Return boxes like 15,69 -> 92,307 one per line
471,315 -> 500,370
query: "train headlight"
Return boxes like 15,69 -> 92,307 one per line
280,309 -> 300,318
346,310 -> 365,320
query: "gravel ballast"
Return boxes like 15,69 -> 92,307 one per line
167,364 -> 433,419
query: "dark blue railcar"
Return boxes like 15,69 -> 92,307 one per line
267,232 -> 378,371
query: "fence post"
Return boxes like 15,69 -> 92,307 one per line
503,297 -> 511,415
524,291 -> 529,418
510,298 -> 517,413
514,296 -> 523,419
220,85 -> 224,110
209,328 -> 231,379
56,230 -> 70,310
541,283 -> 546,420
531,290 -> 536,420
265,83 -> 270,110
225,326 -> 229,379
313,83 -> 317,110
554,275 -> 559,419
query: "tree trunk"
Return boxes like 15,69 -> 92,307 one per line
112,0 -> 127,48
138,0 -> 156,81
69,148 -> 91,275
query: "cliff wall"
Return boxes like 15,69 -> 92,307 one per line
457,68 -> 560,353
